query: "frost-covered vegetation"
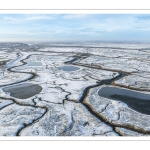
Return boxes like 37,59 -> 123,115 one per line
0,42 -> 150,136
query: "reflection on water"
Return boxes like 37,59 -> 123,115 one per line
3,83 -> 42,99
98,86 -> 150,115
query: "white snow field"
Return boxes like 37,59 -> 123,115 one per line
0,42 -> 150,136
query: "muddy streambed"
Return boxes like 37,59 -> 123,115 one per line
3,83 -> 42,99
98,86 -> 150,115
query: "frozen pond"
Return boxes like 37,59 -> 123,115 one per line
28,61 -> 42,66
98,86 -> 150,115
3,83 -> 42,99
58,65 -> 80,71
0,60 -> 9,66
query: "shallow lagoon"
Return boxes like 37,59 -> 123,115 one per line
58,65 -> 80,71
98,86 -> 150,115
3,83 -> 42,99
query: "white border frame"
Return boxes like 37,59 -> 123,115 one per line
0,8 -> 150,143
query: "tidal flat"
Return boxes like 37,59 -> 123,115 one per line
0,42 -> 150,136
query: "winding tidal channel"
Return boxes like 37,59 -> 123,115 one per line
1,51 -> 150,136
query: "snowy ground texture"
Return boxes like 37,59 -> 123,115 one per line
0,42 -> 150,136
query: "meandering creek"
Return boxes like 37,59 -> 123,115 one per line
1,52 -> 150,136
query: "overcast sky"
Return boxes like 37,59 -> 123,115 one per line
1,14 -> 150,42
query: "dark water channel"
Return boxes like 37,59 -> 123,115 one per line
98,86 -> 150,115
3,83 -> 42,99
58,65 -> 79,71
